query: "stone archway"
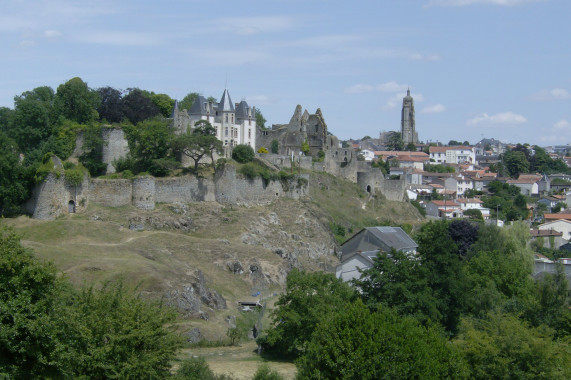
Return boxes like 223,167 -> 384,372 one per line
68,200 -> 76,213
366,185 -> 371,193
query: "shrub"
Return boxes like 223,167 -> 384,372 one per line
239,163 -> 258,179
252,364 -> 284,380
271,139 -> 279,154
122,170 -> 134,179
232,144 -> 255,163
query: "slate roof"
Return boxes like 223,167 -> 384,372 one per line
235,100 -> 251,120
189,95 -> 209,115
340,226 -> 418,261
218,89 -> 235,112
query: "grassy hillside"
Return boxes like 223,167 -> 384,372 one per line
3,171 -> 423,343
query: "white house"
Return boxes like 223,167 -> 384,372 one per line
360,149 -> 375,161
538,219 -> 571,240
425,200 -> 463,218
429,146 -> 476,165
456,197 -> 491,219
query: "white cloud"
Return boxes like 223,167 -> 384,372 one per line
422,104 -> 447,113
467,112 -> 527,125
531,88 -> 571,101
377,81 -> 409,92
409,53 -> 441,61
44,30 -> 62,38
426,0 -> 544,6
345,81 -> 409,94
554,119 -> 570,129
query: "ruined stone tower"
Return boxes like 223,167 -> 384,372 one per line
401,89 -> 418,145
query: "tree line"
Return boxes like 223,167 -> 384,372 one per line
258,220 -> 570,379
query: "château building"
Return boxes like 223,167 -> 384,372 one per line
172,89 -> 257,153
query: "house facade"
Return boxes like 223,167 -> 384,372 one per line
172,89 -> 257,153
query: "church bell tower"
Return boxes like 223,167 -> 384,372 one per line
401,89 -> 418,145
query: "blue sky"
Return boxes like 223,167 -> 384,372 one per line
1,0 -> 570,146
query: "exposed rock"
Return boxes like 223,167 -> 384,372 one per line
129,215 -> 193,232
225,315 -> 236,328
187,327 -> 202,343
227,261 -> 244,275
166,270 -> 227,316
129,223 -> 144,231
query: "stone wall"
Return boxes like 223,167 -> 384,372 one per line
27,172 -> 90,220
101,128 -> 129,174
214,165 -> 308,206
155,176 -> 216,203
90,179 -> 133,207
30,165 -> 310,219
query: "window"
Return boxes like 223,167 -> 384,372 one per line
248,129 -> 251,138
225,127 -> 228,136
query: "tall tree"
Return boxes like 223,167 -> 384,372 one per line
96,86 -> 124,123
297,300 -> 468,379
151,93 -> 175,118
0,132 -> 29,216
503,150 -> 529,178
178,92 -> 199,111
11,86 -> 55,152
255,108 -> 266,129
54,77 -> 99,124
386,131 -> 404,151
259,269 -> 356,357
171,120 -> 222,172
121,88 -> 160,124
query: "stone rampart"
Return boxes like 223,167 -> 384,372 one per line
214,165 -> 308,206
30,165 -> 310,219
155,176 -> 216,203
132,176 -> 156,210
90,179 -> 133,207
27,172 -> 90,220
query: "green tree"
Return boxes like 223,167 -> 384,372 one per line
151,93 -> 175,118
54,77 -> 99,124
296,300 -> 468,379
386,131 -> 404,151
301,139 -> 310,156
258,269 -> 355,357
0,227 -> 183,378
405,142 -> 417,151
0,226 -> 65,378
172,121 -> 222,172
122,88 -> 161,124
255,108 -> 267,129
79,122 -> 107,176
271,139 -> 279,154
124,117 -> 177,176
503,150 -> 530,178
454,312 -> 570,379
463,223 -> 535,317
11,86 -> 55,153
0,132 -> 29,216
178,92 -> 199,111
96,86 -> 124,123
355,249 -> 440,324
232,144 -> 255,163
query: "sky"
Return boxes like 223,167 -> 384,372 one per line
1,0 -> 570,146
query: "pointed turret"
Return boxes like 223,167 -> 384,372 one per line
170,99 -> 179,118
218,89 -> 235,112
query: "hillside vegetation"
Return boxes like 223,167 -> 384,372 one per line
4,171 -> 423,342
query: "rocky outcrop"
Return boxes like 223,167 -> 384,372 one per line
167,270 -> 227,318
